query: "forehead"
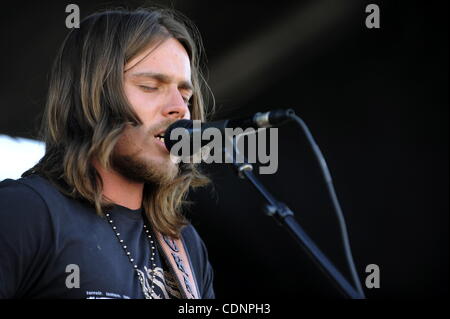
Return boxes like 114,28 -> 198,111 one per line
125,38 -> 191,81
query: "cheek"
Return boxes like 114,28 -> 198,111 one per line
124,83 -> 156,122
115,130 -> 132,154
115,127 -> 144,155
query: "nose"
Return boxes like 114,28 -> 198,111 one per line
162,87 -> 190,120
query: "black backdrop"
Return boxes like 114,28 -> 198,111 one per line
0,0 -> 447,298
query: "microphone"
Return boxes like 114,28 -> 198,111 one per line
164,109 -> 294,153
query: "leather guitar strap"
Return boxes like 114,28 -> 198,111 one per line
154,231 -> 200,299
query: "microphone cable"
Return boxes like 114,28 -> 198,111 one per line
286,109 -> 366,298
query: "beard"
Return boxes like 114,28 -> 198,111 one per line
110,119 -> 180,185
111,150 -> 179,186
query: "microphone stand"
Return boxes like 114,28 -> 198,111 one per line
226,136 -> 365,299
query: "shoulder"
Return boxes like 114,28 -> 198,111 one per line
180,223 -> 211,273
0,177 -> 55,298
181,223 -> 208,254
0,177 -> 55,240
0,176 -> 50,218
0,175 -> 58,239
0,174 -> 72,215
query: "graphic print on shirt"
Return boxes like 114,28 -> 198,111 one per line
136,266 -> 182,299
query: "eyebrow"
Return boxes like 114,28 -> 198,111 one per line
130,72 -> 194,92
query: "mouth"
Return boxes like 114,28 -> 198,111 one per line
154,130 -> 166,146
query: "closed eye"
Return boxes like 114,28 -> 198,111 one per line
139,85 -> 157,92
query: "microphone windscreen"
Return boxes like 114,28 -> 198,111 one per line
164,119 -> 193,152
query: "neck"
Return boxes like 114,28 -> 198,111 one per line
93,160 -> 143,210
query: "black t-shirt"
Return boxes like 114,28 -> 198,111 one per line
0,175 -> 215,299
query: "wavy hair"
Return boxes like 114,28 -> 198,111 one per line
23,7 -> 212,238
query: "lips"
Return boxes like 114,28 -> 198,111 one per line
152,120 -> 177,151
154,129 -> 166,144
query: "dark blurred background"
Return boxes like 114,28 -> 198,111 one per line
0,0 -> 447,298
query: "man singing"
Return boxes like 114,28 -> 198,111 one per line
0,7 -> 215,299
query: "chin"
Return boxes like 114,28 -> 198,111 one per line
111,152 -> 179,185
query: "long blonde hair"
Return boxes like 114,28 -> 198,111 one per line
24,8 -> 212,238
